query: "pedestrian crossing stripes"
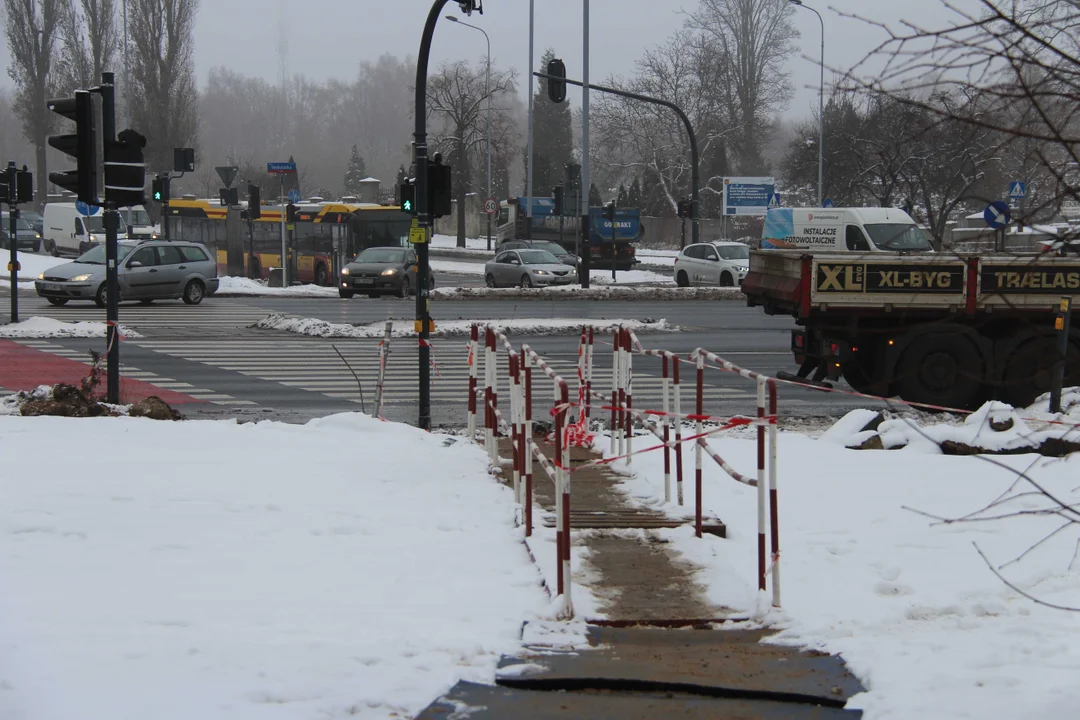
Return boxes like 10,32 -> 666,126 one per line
131,339 -> 757,408
18,301 -> 277,330
13,340 -> 255,406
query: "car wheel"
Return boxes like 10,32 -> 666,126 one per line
315,264 -> 329,287
94,283 -> 108,308
49,240 -> 58,257
429,276 -> 435,291
339,289 -> 355,299
720,272 -> 734,287
485,273 -> 497,288
520,274 -> 533,288
139,299 -> 153,306
33,241 -> 41,253
46,297 -> 68,307
79,241 -> 88,254
399,277 -> 411,298
368,293 -> 378,299
182,280 -> 205,305
676,270 -> 690,287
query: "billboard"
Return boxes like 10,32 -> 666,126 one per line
723,176 -> 775,216
588,207 -> 641,242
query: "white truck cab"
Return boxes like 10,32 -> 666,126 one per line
761,207 -> 933,252
118,205 -> 159,240
43,203 -> 128,257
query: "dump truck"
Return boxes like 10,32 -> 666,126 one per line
741,250 -> 1080,409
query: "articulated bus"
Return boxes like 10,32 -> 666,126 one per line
166,199 -> 412,285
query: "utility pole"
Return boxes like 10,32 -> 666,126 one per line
7,163 -> 18,324
581,0 -> 591,288
99,72 -> 121,405
525,0 -> 534,239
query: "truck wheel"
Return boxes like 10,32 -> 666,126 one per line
1001,335 -> 1080,408
676,271 -> 689,287
841,347 -> 888,396
896,332 -> 984,410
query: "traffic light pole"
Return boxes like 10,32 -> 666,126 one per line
8,164 -> 18,324
99,72 -> 121,405
535,71 -> 701,247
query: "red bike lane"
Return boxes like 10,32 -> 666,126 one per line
0,340 -> 207,406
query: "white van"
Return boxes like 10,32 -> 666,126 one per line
43,203 -> 128,257
118,205 -> 159,240
761,207 -> 933,252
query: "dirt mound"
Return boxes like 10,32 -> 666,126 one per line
13,384 -> 183,421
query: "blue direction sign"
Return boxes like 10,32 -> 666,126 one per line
287,189 -> 301,203
1009,181 -> 1027,199
822,198 -> 835,208
267,161 -> 297,174
984,200 -> 1012,229
75,200 -> 100,216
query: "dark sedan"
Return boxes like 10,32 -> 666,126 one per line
339,246 -> 435,299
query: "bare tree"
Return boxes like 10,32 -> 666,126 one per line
684,0 -> 799,173
127,0 -> 198,173
426,59 -> 517,246
4,0 -> 66,209
56,0 -> 118,93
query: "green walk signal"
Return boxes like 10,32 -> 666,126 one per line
153,190 -> 162,201
399,181 -> 415,215
403,199 -> 412,212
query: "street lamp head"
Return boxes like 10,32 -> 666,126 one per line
445,15 -> 459,22
788,0 -> 804,4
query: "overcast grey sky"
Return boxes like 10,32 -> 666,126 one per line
188,0 -> 971,120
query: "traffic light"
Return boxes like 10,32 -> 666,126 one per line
47,89 -> 98,205
174,147 -> 195,173
220,187 -> 239,206
605,202 -> 616,223
677,199 -> 692,219
428,155 -> 452,218
286,203 -> 297,223
248,184 -> 261,220
552,185 -> 564,216
15,167 -> 33,205
547,58 -> 567,103
104,128 -> 147,207
399,180 -> 415,214
152,175 -> 170,204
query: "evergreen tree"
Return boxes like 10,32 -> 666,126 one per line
528,48 -> 574,195
588,183 -> 602,207
616,183 -> 629,206
342,145 -> 368,196
627,177 -> 642,209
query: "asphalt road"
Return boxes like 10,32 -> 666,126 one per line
1,289 -> 883,426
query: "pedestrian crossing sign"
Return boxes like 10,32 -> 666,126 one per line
1009,181 -> 1026,199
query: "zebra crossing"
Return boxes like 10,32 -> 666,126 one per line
13,340 -> 255,406
19,300 -> 277,331
130,338 -> 756,408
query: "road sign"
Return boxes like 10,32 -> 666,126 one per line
75,199 -> 100,216
822,198 -> 835,208
769,192 -> 782,209
722,177 -> 774,216
287,189 -> 301,203
409,217 -> 426,244
215,165 -> 238,188
267,162 -> 297,174
1009,181 -> 1027,199
984,200 -> 1012,229
484,197 -> 498,215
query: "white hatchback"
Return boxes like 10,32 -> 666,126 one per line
673,241 -> 750,287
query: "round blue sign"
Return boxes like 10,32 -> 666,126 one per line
287,189 -> 301,204
822,198 -> 835,208
75,200 -> 100,216
984,201 -> 1012,230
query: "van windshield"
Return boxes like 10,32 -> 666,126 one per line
81,215 -> 127,233
864,223 -> 933,251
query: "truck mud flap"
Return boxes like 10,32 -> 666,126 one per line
775,370 -> 833,390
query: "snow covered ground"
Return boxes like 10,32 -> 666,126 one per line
215,276 -> 339,297
606,399 -> 1080,719
0,250 -> 64,286
429,259 -> 486,275
431,234 -> 493,255
0,413 -> 547,719
588,268 -> 673,285
254,313 -> 677,338
432,285 -> 742,300
0,317 -> 141,339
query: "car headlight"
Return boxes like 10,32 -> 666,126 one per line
35,233 -> 41,239
534,269 -> 548,275
70,274 -> 92,282
37,272 -> 44,280
569,268 -> 577,274
381,268 -> 398,276
341,268 -> 350,276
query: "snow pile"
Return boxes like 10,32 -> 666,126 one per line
215,276 -> 338,297
0,316 -> 142,339
433,285 -> 743,301
588,269 -> 674,285
0,250 -> 63,286
430,259 -> 486,276
254,313 -> 677,338
0,413 -> 546,719
431,234 -> 493,254
607,424 -> 1080,718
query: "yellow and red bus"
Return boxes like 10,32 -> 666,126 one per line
166,198 -> 412,285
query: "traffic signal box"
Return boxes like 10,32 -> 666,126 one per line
47,90 -> 98,205
248,185 -> 261,219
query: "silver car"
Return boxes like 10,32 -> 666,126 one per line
34,240 -> 220,307
484,249 -> 578,288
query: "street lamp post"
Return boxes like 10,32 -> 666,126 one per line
446,16 -> 493,250
790,0 -> 824,207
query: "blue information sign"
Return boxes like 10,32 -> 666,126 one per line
267,162 -> 297,174
984,201 -> 1012,229
822,198 -> 835,208
75,200 -> 100,216
723,177 -> 775,216
287,189 -> 301,203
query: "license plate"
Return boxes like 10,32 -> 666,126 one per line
43,283 -> 60,292
356,278 -> 374,285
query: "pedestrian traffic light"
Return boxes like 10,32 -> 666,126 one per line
173,147 -> 195,173
605,201 -> 616,223
104,128 -> 146,207
677,199 -> 692,219
247,184 -> 261,220
547,58 -> 567,103
552,185 -> 564,216
15,167 -> 33,205
286,203 -> 297,223
399,180 -> 415,214
220,187 -> 239,206
47,89 -> 98,205
428,155 -> 452,218
152,175 -> 170,204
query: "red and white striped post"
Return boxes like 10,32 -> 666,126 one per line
586,327 -> 595,427
623,328 -> 633,464
661,354 -> 671,503
694,351 -> 705,538
768,378 -> 781,607
554,383 -> 566,598
673,356 -> 685,506
467,324 -> 479,440
508,351 -> 521,500
485,326 -> 498,465
577,328 -> 587,427
610,328 -> 620,455
524,353 -> 534,536
756,375 -> 767,593
558,381 -> 573,617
